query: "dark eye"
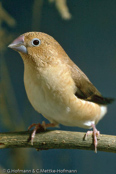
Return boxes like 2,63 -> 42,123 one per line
31,38 -> 41,46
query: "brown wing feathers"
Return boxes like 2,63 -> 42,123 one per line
68,59 -> 114,105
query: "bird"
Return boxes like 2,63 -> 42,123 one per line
8,32 -> 114,152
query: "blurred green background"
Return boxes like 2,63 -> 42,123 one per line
0,0 -> 116,173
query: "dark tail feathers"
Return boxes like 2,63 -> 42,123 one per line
87,95 -> 115,105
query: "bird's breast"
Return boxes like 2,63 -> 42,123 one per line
23,63 -> 76,122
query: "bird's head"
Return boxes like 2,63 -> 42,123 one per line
8,32 -> 66,67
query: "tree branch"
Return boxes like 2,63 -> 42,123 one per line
0,130 -> 116,153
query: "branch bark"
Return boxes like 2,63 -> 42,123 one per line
0,130 -> 116,153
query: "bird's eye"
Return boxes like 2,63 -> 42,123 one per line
31,38 -> 41,46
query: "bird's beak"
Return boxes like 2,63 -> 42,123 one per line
8,35 -> 28,54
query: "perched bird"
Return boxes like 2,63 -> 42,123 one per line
8,32 -> 114,152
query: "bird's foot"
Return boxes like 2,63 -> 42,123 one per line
84,124 -> 100,153
28,121 -> 57,145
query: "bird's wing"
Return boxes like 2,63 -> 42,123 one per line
68,59 -> 114,105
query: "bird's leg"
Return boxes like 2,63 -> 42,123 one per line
84,124 -> 100,153
28,121 -> 57,145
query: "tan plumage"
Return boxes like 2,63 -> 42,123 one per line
8,32 -> 114,152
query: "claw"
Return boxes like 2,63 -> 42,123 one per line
84,130 -> 93,140
28,122 -> 57,145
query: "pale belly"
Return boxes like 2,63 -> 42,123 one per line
24,76 -> 107,129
